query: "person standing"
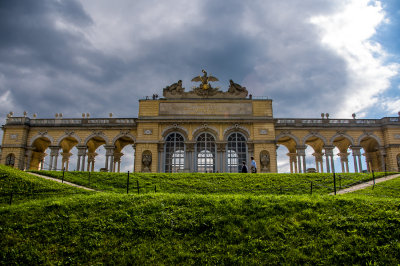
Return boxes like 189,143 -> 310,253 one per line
241,161 -> 248,173
251,156 -> 257,173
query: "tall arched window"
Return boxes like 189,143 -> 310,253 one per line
196,133 -> 216,173
164,132 -> 185,173
5,154 -> 15,167
227,132 -> 247,172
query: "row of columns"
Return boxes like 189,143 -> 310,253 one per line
287,146 -> 365,173
40,145 -> 133,172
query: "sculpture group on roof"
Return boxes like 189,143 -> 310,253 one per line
163,70 -> 248,99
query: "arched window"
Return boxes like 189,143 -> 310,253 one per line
227,132 -> 247,173
196,133 -> 216,173
5,154 -> 15,167
164,132 -> 185,173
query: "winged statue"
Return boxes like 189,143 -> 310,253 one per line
191,69 -> 219,90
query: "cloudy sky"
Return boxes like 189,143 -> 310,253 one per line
1,0 -> 400,171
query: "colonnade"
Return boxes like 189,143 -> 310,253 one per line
286,145 -> 365,173
39,144 -> 135,172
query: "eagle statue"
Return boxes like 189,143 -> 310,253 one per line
191,69 -> 219,90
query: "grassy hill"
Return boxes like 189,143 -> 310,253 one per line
0,165 -> 94,206
1,167 -> 400,264
29,170 -> 392,195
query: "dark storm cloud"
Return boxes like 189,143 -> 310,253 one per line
0,0 -> 382,125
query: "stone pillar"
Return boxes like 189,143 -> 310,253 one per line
38,152 -> 46,170
113,152 -> 123,173
351,146 -> 361,173
105,146 -> 115,172
287,153 -> 298,173
49,146 -> 60,170
216,142 -> 226,173
324,146 -> 335,173
61,152 -> 72,171
185,142 -> 195,173
312,152 -> 324,173
25,148 -> 34,170
77,146 -> 87,171
338,152 -> 350,173
133,144 -> 137,172
48,155 -> 53,170
87,152 -> 97,172
158,143 -> 164,173
296,146 -> 306,173
379,147 -> 386,172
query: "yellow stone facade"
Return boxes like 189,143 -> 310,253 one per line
1,81 -> 400,173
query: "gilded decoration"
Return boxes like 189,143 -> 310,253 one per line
163,70 -> 248,99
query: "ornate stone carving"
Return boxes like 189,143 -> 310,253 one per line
65,130 -> 75,136
142,150 -> 152,172
38,131 -> 48,136
228,80 -> 248,96
163,80 -> 185,96
260,150 -> 270,173
162,70 -> 248,99
91,130 -> 105,137
120,130 -> 130,136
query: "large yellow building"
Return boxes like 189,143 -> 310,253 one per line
1,71 -> 400,173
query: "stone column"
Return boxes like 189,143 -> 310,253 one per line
61,152 -> 72,171
312,152 -> 324,173
185,142 -> 195,173
351,146 -> 361,173
324,146 -> 335,173
25,148 -> 34,170
296,146 -> 306,173
76,146 -> 87,171
49,146 -> 60,171
48,155 -> 53,170
132,144 -> 136,173
38,152 -> 46,170
338,152 -> 350,173
113,152 -> 123,173
105,146 -> 115,172
287,153 -> 298,173
158,143 -> 164,173
379,147 -> 386,172
216,142 -> 226,173
87,152 -> 97,172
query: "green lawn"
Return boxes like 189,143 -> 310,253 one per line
2,167 -> 400,264
0,165 -> 94,206
30,170 -> 394,195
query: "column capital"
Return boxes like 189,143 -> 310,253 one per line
49,146 -> 61,156
338,152 -> 349,162
216,142 -> 227,152
185,142 -> 196,152
312,152 -> 324,161
76,145 -> 87,156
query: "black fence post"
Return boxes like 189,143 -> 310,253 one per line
372,170 -> 375,189
127,171 -> 130,194
333,173 -> 337,195
62,168 -> 65,183
137,180 -> 140,195
154,185 -> 157,193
